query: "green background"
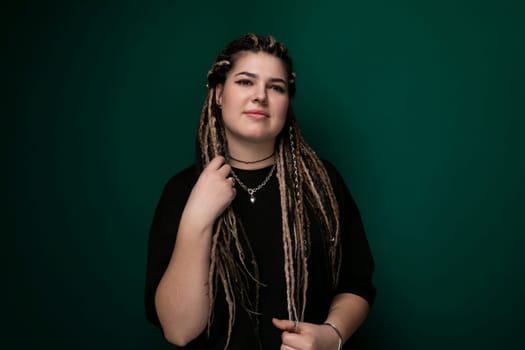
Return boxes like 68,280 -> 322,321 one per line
10,0 -> 524,349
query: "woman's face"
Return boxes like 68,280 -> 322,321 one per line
216,51 -> 290,147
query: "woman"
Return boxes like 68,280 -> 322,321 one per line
145,33 -> 375,349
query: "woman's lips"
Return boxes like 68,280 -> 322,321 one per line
243,110 -> 269,119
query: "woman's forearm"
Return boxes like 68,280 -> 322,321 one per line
154,215 -> 213,346
154,156 -> 236,346
324,293 -> 370,343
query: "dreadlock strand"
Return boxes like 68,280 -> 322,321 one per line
207,220 -> 222,337
218,262 -> 236,350
287,122 -> 309,321
298,139 -> 342,288
276,141 -> 296,321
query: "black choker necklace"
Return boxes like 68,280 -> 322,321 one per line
228,152 -> 275,165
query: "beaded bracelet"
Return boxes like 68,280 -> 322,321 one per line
322,322 -> 343,350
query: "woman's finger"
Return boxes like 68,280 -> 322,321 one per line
280,345 -> 298,350
217,162 -> 231,177
207,156 -> 225,170
272,318 -> 300,333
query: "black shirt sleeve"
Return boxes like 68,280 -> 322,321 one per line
144,165 -> 198,327
322,160 -> 376,306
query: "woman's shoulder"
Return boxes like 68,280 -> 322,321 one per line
320,158 -> 345,186
166,164 -> 199,185
160,164 -> 199,199
320,158 -> 338,175
319,158 -> 355,203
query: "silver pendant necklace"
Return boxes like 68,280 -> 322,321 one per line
230,163 -> 276,204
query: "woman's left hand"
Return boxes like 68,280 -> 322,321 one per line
272,318 -> 340,350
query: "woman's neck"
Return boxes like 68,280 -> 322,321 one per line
227,141 -> 276,170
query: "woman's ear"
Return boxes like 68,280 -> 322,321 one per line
215,84 -> 223,106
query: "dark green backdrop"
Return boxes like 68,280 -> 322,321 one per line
10,0 -> 524,349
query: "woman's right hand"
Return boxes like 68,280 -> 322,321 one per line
181,156 -> 236,232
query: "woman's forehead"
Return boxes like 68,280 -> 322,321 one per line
229,51 -> 287,79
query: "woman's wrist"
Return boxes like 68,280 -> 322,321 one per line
322,322 -> 343,350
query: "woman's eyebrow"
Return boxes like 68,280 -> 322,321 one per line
235,71 -> 257,78
269,78 -> 287,85
234,71 -> 287,84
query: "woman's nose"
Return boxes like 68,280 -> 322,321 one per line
252,84 -> 268,105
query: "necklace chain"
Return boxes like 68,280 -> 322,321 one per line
228,152 -> 274,165
230,163 -> 276,204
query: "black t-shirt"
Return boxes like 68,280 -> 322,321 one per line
145,161 -> 375,349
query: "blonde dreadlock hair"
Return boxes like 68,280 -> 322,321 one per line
197,33 -> 341,348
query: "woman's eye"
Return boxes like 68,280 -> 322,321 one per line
271,85 -> 286,93
236,79 -> 252,86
